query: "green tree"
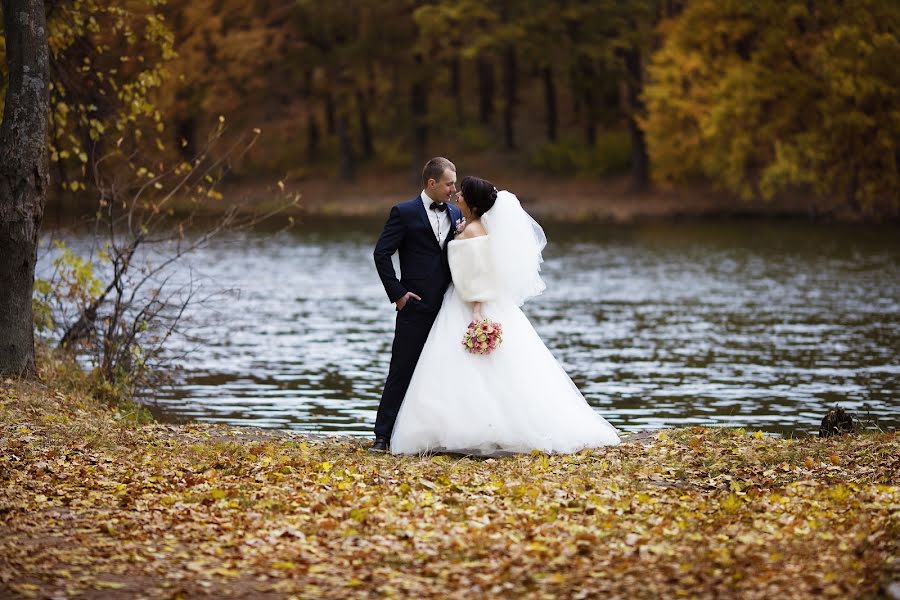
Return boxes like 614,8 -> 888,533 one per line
642,0 -> 900,210
413,0 -> 501,142
564,0 -> 665,189
292,0 -> 418,180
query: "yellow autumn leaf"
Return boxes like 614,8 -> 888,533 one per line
94,581 -> 126,589
720,494 -> 743,513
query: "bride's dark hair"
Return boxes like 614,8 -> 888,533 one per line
460,176 -> 498,218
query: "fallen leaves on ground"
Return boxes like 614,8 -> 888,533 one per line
1,381 -> 897,599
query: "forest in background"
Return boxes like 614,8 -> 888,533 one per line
1,0 -> 898,215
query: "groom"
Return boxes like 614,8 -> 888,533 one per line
370,157 -> 464,452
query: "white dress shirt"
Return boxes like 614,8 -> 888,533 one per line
421,190 -> 451,249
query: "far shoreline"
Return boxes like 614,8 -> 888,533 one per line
228,173 -> 900,224
45,172 -> 899,225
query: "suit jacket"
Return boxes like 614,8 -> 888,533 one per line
374,196 -> 463,314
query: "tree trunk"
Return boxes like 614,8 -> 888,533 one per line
502,45 -> 517,149
542,66 -> 557,142
583,85 -> 596,148
449,55 -> 464,125
846,164 -> 861,213
367,62 -> 377,104
0,0 -> 50,377
627,110 -> 649,189
410,54 -> 428,184
578,59 -> 597,147
623,47 -> 649,190
356,89 -> 374,160
175,114 -> 196,160
304,70 -> 319,161
337,112 -> 354,182
477,56 -> 494,125
571,69 -> 581,120
324,89 -> 336,135
306,111 -> 320,161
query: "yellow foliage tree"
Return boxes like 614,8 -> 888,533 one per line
641,0 -> 900,211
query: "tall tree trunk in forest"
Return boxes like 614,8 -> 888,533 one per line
662,0 -> 685,19
0,0 -> 50,377
502,45 -> 517,149
175,114 -> 196,160
579,59 -> 596,148
571,69 -> 582,121
324,89 -> 336,135
304,70 -> 320,161
449,56 -> 464,126
356,89 -> 374,160
583,86 -> 596,148
623,47 -> 649,190
367,63 -> 377,104
477,56 -> 494,125
846,165 -> 861,213
626,114 -> 649,189
410,56 -> 428,183
306,112 -> 320,161
542,66 -> 557,142
337,112 -> 354,182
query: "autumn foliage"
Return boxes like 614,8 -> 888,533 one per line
641,0 -> 900,212
3,0 -> 897,214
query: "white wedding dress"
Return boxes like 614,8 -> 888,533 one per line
391,192 -> 620,455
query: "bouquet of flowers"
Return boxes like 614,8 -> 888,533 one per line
462,318 -> 503,355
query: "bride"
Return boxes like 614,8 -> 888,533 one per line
391,176 -> 620,455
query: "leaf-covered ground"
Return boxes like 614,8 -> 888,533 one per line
1,379 -> 897,599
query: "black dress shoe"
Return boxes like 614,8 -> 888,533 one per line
368,437 -> 389,453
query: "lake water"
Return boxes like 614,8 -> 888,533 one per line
46,218 -> 899,437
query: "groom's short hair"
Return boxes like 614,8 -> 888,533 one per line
423,157 -> 456,186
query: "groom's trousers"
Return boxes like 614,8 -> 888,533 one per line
374,303 -> 438,439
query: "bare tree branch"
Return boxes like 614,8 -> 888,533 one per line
41,123 -> 299,398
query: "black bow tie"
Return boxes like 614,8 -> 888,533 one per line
430,202 -> 447,212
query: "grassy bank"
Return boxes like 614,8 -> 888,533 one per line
1,359 -> 897,598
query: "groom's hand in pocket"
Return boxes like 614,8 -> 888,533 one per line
396,291 -> 422,311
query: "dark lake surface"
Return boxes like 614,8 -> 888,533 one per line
46,218 -> 899,437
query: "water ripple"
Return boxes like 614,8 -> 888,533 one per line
50,219 -> 898,437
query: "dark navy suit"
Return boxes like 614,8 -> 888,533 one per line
373,196 -> 463,438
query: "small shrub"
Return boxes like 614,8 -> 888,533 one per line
530,140 -> 582,174
458,125 -> 493,152
530,132 -> 632,176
